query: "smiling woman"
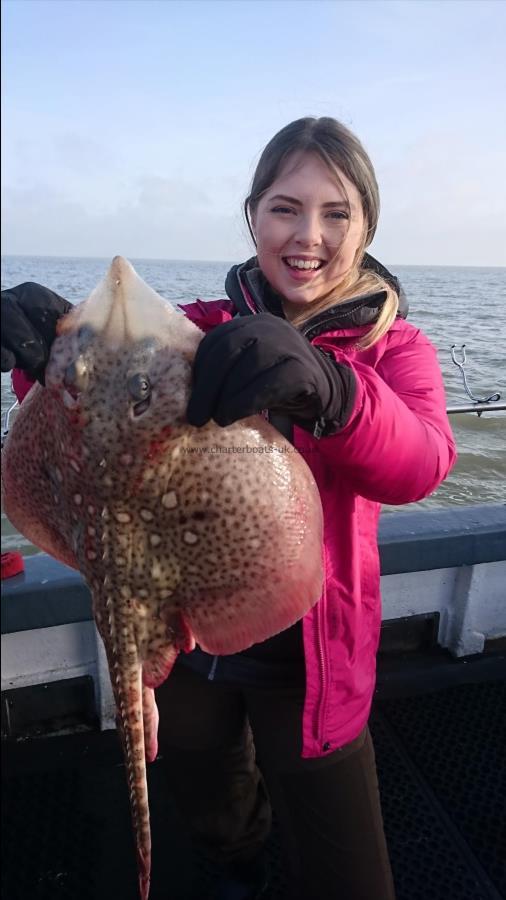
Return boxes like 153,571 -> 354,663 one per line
244,116 -> 400,344
251,156 -> 363,307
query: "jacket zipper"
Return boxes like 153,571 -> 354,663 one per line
315,576 -> 330,750
300,297 -> 378,341
302,314 -> 346,341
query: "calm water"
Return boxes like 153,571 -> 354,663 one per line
2,256 -> 505,556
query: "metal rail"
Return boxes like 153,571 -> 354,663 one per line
449,344 -> 502,417
447,402 -> 505,415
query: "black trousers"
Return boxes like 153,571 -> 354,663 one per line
156,658 -> 396,900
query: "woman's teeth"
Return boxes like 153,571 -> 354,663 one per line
285,257 -> 323,270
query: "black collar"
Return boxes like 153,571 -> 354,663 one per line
225,254 -> 408,335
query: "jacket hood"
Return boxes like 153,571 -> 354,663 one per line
225,253 -> 409,334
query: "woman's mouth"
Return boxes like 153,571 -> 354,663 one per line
282,257 -> 327,280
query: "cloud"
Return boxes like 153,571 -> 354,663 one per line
52,131 -> 118,175
1,180 -> 251,261
134,175 -> 212,214
370,131 -> 506,266
2,129 -> 505,266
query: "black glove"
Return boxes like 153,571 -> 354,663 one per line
1,283 -> 72,384
187,314 -> 355,436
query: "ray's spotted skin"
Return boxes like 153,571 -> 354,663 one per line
1,257 -> 323,900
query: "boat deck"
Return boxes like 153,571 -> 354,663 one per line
2,672 -> 505,900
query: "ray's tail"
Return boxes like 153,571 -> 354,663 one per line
100,606 -> 152,900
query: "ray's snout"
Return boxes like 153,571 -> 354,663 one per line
73,256 -> 178,350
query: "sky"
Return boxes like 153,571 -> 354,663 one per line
1,0 -> 505,266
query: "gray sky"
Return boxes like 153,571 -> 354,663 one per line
2,0 -> 505,266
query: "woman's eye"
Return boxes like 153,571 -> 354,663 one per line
270,206 -> 348,220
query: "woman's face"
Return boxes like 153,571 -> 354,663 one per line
252,152 -> 365,315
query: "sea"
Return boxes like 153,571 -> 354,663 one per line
1,255 -> 505,557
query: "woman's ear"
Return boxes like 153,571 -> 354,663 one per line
245,200 -> 258,246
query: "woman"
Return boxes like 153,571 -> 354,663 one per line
1,117 -> 456,900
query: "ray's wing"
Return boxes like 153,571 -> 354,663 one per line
2,386 -> 78,568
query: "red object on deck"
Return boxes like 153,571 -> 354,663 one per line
11,369 -> 36,404
1,552 -> 25,579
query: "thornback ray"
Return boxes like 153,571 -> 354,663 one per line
2,256 -> 324,900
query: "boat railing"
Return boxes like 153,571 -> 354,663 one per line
448,344 -> 503,416
447,401 -> 506,414
2,503 -> 505,738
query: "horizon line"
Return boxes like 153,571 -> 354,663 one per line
1,253 -> 505,270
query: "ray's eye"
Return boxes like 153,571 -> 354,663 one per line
128,373 -> 151,400
128,373 -> 152,417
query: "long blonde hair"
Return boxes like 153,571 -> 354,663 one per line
244,117 -> 398,348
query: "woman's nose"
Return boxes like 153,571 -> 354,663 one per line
294,213 -> 322,247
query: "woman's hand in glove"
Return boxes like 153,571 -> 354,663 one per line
1,283 -> 72,384
187,314 -> 355,436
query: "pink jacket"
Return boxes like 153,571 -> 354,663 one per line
182,297 -> 457,757
12,291 -> 456,759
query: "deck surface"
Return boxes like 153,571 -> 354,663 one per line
2,678 -> 505,900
